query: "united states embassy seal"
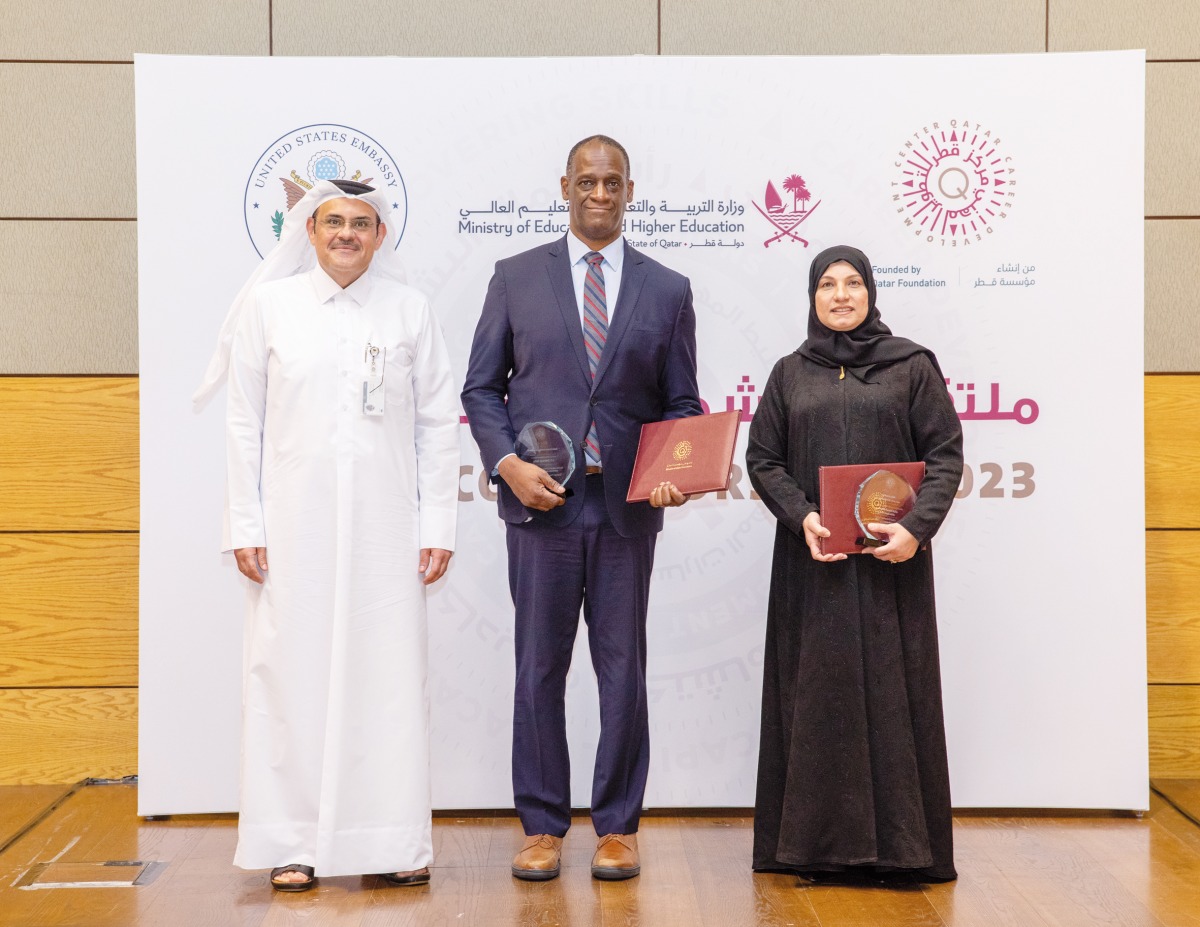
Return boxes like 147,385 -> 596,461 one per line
891,120 -> 1015,248
243,123 -> 409,257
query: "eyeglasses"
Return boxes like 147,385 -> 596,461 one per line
318,216 -> 377,232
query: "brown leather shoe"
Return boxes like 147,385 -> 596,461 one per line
512,834 -> 563,881
592,833 -> 640,880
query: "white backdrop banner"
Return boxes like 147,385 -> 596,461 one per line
135,51 -> 1147,815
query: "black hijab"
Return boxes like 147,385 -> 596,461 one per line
797,245 -> 942,382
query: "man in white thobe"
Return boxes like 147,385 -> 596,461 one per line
216,179 -> 459,891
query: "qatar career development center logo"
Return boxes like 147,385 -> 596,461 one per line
751,172 -> 823,248
243,123 -> 408,258
892,120 -> 1015,247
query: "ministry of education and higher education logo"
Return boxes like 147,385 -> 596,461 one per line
243,123 -> 408,258
892,120 -> 1016,247
751,172 -> 823,248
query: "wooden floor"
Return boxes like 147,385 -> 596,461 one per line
1154,779 -> 1200,828
2,782 -> 1200,927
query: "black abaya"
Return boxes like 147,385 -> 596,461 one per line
746,348 -> 963,882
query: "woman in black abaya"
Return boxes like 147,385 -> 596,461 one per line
746,245 -> 963,883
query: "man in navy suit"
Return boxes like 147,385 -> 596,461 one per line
462,135 -> 702,881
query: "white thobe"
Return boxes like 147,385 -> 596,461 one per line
224,266 -> 459,876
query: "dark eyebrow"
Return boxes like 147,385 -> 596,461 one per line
576,171 -> 625,182
319,210 -> 377,222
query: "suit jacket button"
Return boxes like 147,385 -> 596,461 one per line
590,398 -> 597,407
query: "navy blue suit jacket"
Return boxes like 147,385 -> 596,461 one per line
461,236 -> 702,538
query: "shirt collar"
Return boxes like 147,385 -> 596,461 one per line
567,232 -> 625,273
309,265 -> 375,306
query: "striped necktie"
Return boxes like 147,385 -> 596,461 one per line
582,251 -> 608,467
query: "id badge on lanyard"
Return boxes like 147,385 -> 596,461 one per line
363,341 -> 386,416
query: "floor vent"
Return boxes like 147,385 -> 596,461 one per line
15,860 -> 165,890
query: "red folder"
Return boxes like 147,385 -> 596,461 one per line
818,462 -> 926,555
626,411 -> 741,502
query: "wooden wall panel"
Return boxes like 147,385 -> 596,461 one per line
1145,376 -> 1200,529
0,689 -> 136,785
0,375 -> 1198,780
1147,531 -> 1200,685
0,377 -> 138,531
1149,685 -> 1200,778
0,534 -> 138,687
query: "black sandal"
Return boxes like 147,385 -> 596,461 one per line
270,864 -> 316,892
378,867 -> 430,886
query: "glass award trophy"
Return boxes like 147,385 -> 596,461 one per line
854,469 -> 917,547
515,421 -> 575,493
